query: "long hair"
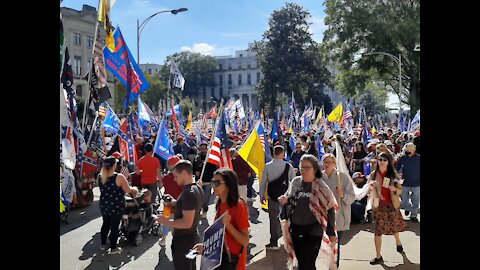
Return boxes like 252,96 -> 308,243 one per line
307,141 -> 319,157
213,168 -> 240,208
373,151 -> 399,181
100,163 -> 116,185
300,154 -> 323,179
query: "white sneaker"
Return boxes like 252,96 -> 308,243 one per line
158,237 -> 166,246
110,247 -> 122,254
100,244 -> 107,251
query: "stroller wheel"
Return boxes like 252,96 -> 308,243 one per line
134,234 -> 143,246
152,224 -> 161,236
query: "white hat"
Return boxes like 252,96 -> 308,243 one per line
384,140 -> 393,146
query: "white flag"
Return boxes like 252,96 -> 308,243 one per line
170,60 -> 185,90
61,168 -> 76,203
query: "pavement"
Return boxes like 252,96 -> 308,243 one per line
60,180 -> 420,270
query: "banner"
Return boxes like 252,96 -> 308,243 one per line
201,214 -> 226,270
153,118 -> 174,160
61,168 -> 76,203
103,106 -> 121,135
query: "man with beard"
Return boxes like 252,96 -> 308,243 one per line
193,142 -> 218,219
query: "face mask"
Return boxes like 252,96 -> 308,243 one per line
405,151 -> 411,156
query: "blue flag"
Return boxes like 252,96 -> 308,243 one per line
166,104 -> 181,117
153,118 -> 175,161
103,105 -> 121,135
409,110 -> 420,132
317,135 -> 325,162
103,27 -> 150,109
138,97 -> 151,136
271,117 -> 280,140
287,135 -> 296,162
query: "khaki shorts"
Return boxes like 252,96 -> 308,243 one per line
238,185 -> 247,203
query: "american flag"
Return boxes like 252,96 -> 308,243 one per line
257,122 -> 273,162
93,29 -> 108,88
98,105 -> 107,116
305,99 -> 314,118
207,111 -> 233,169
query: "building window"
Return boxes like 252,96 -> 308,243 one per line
228,74 -> 232,85
238,62 -> 242,70
74,56 -> 82,75
219,64 -> 223,70
247,63 -> 251,69
219,75 -> 223,86
76,85 -> 83,97
238,74 -> 242,85
87,58 -> 91,69
219,87 -> 223,97
228,63 -> 232,70
73,33 -> 81,45
87,36 -> 94,48
247,73 -> 251,85
155,69 -> 158,73
256,72 -> 261,83
239,54 -> 243,57
148,68 -> 152,75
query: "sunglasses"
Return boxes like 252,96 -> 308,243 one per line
212,179 -> 225,187
378,158 -> 388,162
300,166 -> 313,171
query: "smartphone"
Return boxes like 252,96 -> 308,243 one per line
185,249 -> 198,259
383,177 -> 390,188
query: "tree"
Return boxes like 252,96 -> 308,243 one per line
322,0 -> 420,114
252,2 -> 331,117
159,51 -> 217,110
113,79 -> 127,114
141,74 -> 168,114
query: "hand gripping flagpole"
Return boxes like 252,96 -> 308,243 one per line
198,99 -> 224,186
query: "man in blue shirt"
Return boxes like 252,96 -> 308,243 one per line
396,143 -> 420,222
289,142 -> 305,176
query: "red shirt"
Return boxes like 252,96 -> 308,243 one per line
162,173 -> 183,199
378,171 -> 392,205
216,201 -> 250,270
137,155 -> 161,185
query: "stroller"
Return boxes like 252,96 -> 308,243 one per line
120,191 -> 161,246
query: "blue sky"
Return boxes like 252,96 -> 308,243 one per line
61,0 -> 327,65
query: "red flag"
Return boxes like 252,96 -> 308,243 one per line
207,105 -> 217,118
81,150 -> 98,177
171,102 -> 180,135
119,118 -> 128,134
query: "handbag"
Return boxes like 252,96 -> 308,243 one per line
217,246 -> 243,270
267,163 -> 290,201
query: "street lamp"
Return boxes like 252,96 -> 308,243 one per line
362,51 -> 402,113
137,8 -> 188,64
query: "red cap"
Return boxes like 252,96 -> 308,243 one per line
167,156 -> 181,168
112,152 -> 122,159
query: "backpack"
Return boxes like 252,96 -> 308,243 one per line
267,163 -> 290,201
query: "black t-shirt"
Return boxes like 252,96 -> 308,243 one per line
194,154 -> 218,182
173,183 -> 204,237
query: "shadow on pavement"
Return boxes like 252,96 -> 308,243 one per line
246,242 -> 258,261
81,230 -> 159,269
60,200 -> 101,236
155,245 -> 174,270
380,252 -> 420,270
248,204 -> 261,224
246,248 -> 288,270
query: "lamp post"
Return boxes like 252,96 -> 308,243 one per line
136,8 -> 188,64
362,51 -> 402,113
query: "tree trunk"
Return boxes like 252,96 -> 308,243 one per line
408,71 -> 420,117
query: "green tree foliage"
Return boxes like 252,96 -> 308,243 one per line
252,2 -> 331,117
114,80 -> 127,114
159,51 -> 217,109
141,74 -> 168,114
322,0 -> 420,114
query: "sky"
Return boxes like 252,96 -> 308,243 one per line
61,0 -> 328,65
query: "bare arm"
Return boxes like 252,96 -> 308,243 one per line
116,174 -> 138,195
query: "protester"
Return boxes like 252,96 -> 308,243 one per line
193,142 -> 218,219
231,147 -> 255,205
290,142 -> 306,176
98,156 -> 139,254
259,145 -> 295,250
369,152 -> 408,265
174,137 -> 191,161
278,154 -> 337,270
321,153 -> 355,268
136,143 -> 162,204
396,143 -> 420,222
352,141 -> 368,173
155,160 -> 203,270
351,172 -> 368,224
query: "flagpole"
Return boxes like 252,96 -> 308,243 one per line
86,112 -> 99,147
198,99 -> 224,185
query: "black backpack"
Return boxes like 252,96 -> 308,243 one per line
267,163 -> 290,201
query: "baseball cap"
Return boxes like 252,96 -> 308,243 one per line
144,143 -> 154,152
384,140 -> 393,146
112,151 -> 122,159
177,137 -> 185,142
167,156 -> 181,168
102,156 -> 118,167
403,142 -> 416,151
352,172 -> 364,179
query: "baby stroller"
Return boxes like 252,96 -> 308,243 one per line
120,191 -> 161,246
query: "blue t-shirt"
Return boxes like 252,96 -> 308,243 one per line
396,154 -> 420,187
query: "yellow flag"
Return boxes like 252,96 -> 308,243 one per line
186,111 -> 193,131
99,0 -> 116,52
314,106 -> 323,125
238,128 -> 265,181
60,198 -> 65,213
288,125 -> 293,134
327,102 -> 343,123
372,126 -> 377,134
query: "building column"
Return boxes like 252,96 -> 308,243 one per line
248,94 -> 252,110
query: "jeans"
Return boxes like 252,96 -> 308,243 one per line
143,182 -> 158,204
202,183 -> 212,213
247,176 -> 256,198
268,199 -> 282,245
172,233 -> 199,270
100,214 -> 122,248
400,186 -> 420,217
291,233 -> 323,270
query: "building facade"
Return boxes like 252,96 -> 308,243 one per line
211,49 -> 262,110
61,5 -> 116,109
139,63 -> 162,77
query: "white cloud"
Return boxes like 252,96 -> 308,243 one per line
181,43 -> 215,55
309,15 -> 327,42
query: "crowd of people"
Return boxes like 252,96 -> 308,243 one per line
93,121 -> 420,269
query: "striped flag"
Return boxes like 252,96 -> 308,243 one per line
207,111 -> 233,169
98,105 -> 107,116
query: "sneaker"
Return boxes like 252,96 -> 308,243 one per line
405,210 -> 410,216
110,247 -> 122,254
410,216 -> 419,222
100,244 -> 107,251
397,245 -> 404,253
369,256 -> 383,265
158,237 -> 166,246
265,243 -> 280,251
